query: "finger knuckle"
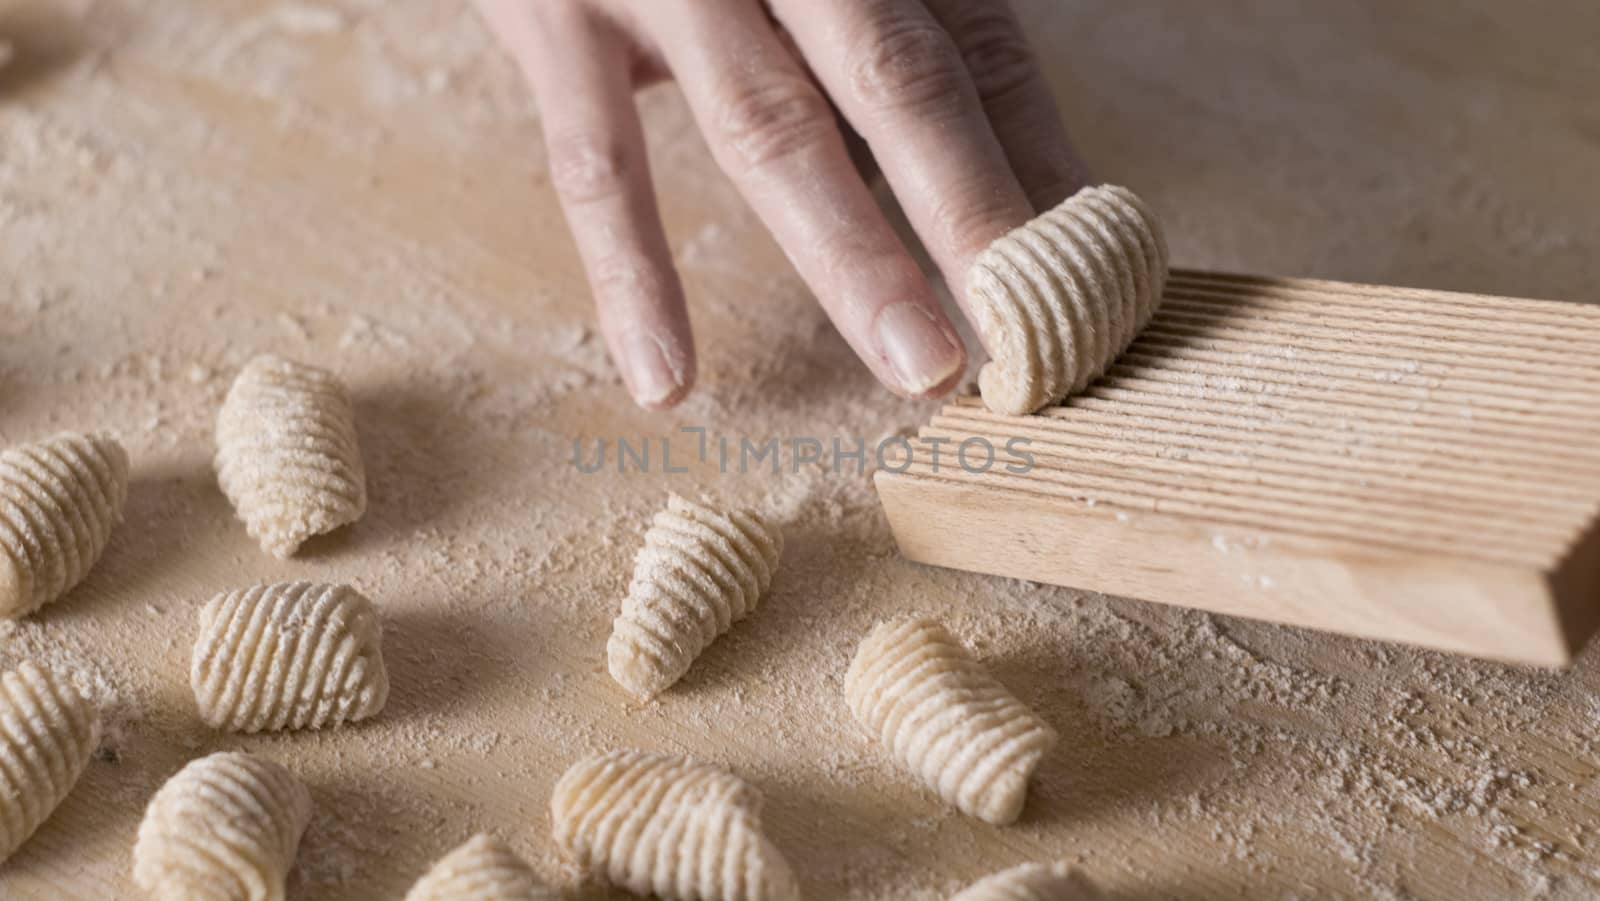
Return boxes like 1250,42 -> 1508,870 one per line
953,8 -> 1040,104
847,10 -> 967,116
712,76 -> 834,173
589,253 -> 669,303
931,178 -> 1019,259
546,133 -> 632,205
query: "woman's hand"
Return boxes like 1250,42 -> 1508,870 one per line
477,0 -> 1089,408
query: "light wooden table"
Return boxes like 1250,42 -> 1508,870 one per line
2,1 -> 1598,898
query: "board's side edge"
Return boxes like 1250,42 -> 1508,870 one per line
874,469 -> 1570,666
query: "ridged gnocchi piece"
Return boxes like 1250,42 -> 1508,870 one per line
214,354 -> 366,558
952,862 -> 1105,901
405,833 -> 556,901
844,617 -> 1057,825
607,495 -> 783,700
190,582 -> 388,733
0,661 -> 101,862
132,751 -> 311,901
968,184 -> 1168,415
0,432 -> 128,618
551,749 -> 800,901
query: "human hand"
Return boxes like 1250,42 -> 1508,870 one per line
477,0 -> 1090,408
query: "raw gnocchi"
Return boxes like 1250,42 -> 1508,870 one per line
607,495 -> 783,700
551,749 -> 800,901
190,582 -> 388,732
844,616 -> 1057,825
405,833 -> 555,901
0,661 -> 100,862
951,863 -> 1104,901
0,432 -> 128,618
967,184 -> 1168,415
132,751 -> 311,901
214,354 -> 366,557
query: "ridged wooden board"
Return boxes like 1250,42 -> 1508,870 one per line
876,269 -> 1600,664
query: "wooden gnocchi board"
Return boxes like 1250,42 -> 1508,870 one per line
878,270 -> 1600,665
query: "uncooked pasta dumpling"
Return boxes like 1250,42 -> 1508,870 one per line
132,751 -> 311,901
190,582 -> 388,732
967,184 -> 1168,415
607,495 -> 783,700
844,616 -> 1057,825
551,748 -> 800,901
0,432 -> 128,618
405,833 -> 556,901
952,862 -> 1105,901
0,661 -> 101,862
214,354 -> 366,557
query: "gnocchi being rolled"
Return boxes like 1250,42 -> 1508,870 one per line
844,617 -> 1057,825
133,752 -> 311,901
405,833 -> 556,901
952,863 -> 1105,901
0,432 -> 128,618
0,661 -> 101,862
191,582 -> 389,732
967,184 -> 1168,415
215,354 -> 366,557
551,749 -> 800,901
607,495 -> 783,700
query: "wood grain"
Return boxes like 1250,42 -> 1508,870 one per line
878,271 -> 1600,664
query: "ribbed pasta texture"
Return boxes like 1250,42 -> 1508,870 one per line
0,432 -> 129,618
607,496 -> 783,700
844,617 -> 1057,825
0,661 -> 100,862
551,749 -> 801,901
405,834 -> 555,901
132,751 -> 311,901
951,863 -> 1105,901
190,582 -> 389,733
967,184 -> 1168,415
215,355 -> 366,558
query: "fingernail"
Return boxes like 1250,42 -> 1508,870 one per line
875,302 -> 964,395
620,331 -> 686,408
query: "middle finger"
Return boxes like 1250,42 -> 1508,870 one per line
637,0 -> 967,397
769,0 -> 1036,313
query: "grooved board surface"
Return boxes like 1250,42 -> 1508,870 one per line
879,271 -> 1600,663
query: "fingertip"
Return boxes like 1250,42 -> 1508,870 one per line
633,365 -> 696,411
872,301 -> 967,398
618,329 -> 695,410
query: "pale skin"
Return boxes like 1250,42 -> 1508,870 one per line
477,0 -> 1091,408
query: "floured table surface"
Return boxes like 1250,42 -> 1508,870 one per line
3,1 -> 1600,898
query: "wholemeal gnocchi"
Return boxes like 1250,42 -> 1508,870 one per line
967,184 -> 1168,415
132,751 -> 311,901
607,495 -> 783,700
0,432 -> 128,618
190,582 -> 388,732
0,661 -> 100,862
844,616 -> 1057,825
214,354 -> 366,557
551,749 -> 800,901
952,863 -> 1104,901
405,833 -> 555,901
